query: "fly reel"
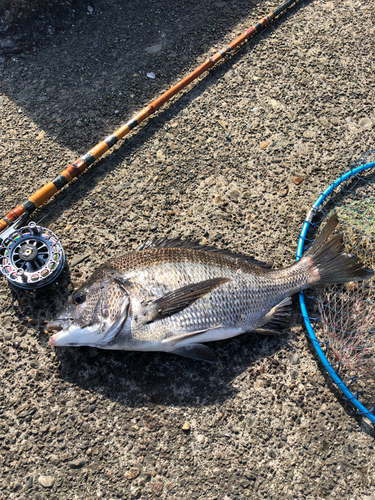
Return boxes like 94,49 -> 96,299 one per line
0,222 -> 65,289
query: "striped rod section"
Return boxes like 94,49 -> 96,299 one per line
0,0 -> 300,233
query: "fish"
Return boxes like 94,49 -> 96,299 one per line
47,214 -> 372,362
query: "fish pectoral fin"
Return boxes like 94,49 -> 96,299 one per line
253,297 -> 292,336
143,278 -> 229,322
169,343 -> 216,363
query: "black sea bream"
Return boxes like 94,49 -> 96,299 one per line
48,215 -> 372,361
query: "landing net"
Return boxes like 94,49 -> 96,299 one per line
296,149 -> 375,423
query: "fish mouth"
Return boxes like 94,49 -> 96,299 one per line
47,319 -> 75,347
49,328 -> 76,347
46,319 -> 72,332
48,322 -> 103,348
46,320 -> 64,332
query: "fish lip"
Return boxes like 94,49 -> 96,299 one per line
46,321 -> 63,332
49,329 -> 76,347
46,319 -> 72,332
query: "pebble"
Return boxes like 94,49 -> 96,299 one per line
0,38 -> 15,49
145,44 -> 162,54
182,421 -> 190,431
49,454 -> 60,465
147,72 -> 156,79
259,140 -> 269,150
288,353 -> 301,365
113,184 -> 124,193
25,476 -> 33,489
294,143 -> 308,155
125,467 -> 140,480
142,472 -> 152,482
303,129 -> 316,139
213,195 -> 222,204
151,482 -> 163,497
291,176 -> 303,185
358,117 -> 372,127
12,479 -> 22,491
278,188 -> 288,197
254,379 -> 265,390
76,120 -> 83,127
247,416 -> 256,427
38,476 -> 54,488
228,189 -> 240,201
69,459 -> 85,469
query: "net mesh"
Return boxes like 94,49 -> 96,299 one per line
302,148 -> 375,417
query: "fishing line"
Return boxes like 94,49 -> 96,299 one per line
0,0 -> 302,289
296,148 -> 375,424
36,2 -> 292,227
0,0 -> 301,233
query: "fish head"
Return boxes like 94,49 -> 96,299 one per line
48,278 -> 130,347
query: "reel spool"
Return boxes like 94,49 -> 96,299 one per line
0,222 -> 65,289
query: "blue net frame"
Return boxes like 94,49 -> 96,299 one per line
296,149 -> 375,424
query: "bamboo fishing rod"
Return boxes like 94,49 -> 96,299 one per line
0,0 -> 300,234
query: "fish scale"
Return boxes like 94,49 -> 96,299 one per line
124,250 -> 308,343
48,215 -> 373,362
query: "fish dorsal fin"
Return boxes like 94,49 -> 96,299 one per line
136,238 -> 272,269
141,278 -> 229,323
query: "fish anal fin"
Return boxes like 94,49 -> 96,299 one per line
253,297 -> 292,336
254,328 -> 284,336
145,278 -> 229,321
169,343 -> 216,363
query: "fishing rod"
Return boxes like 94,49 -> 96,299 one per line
0,0 -> 301,289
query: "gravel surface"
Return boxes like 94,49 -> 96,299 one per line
1,0 -> 375,498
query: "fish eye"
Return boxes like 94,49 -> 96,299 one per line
73,291 -> 86,305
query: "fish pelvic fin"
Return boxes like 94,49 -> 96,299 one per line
169,343 -> 216,363
253,297 -> 292,335
143,277 -> 230,322
304,213 -> 373,285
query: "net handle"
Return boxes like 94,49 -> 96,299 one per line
296,160 -> 375,424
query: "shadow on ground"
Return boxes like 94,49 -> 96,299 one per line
0,0 -> 308,225
53,331 -> 288,408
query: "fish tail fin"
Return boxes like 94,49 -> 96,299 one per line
305,213 -> 373,285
